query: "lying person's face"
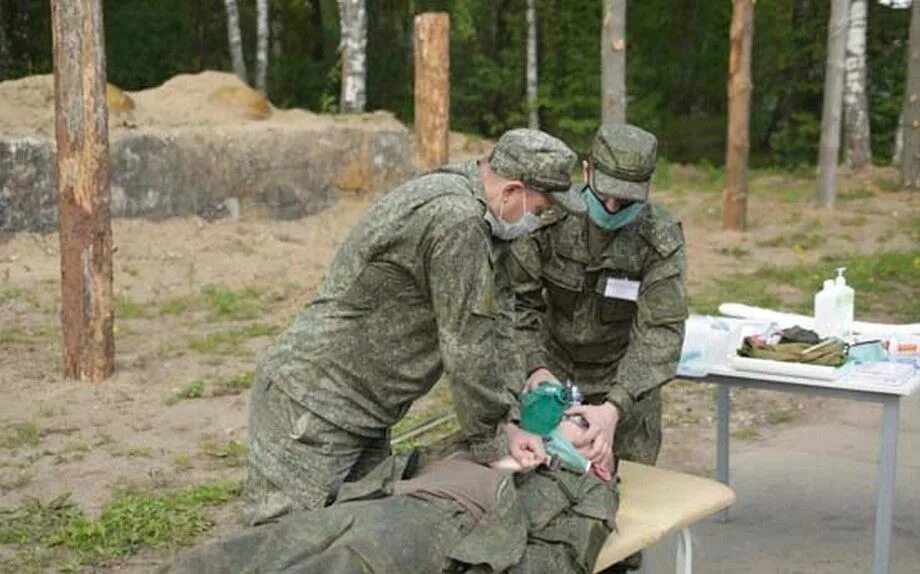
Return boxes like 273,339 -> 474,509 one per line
558,418 -> 616,475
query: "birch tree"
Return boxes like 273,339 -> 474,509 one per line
223,0 -> 248,83
256,0 -> 269,94
526,0 -> 538,129
337,0 -> 367,113
816,0 -> 849,207
902,0 -> 920,189
601,0 -> 627,125
843,0 -> 872,169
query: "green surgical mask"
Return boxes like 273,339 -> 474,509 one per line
581,185 -> 645,231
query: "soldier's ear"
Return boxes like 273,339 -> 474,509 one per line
501,181 -> 526,199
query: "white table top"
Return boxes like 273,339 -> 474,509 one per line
701,363 -> 920,397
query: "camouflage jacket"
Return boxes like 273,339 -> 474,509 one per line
336,449 -> 617,574
258,161 -> 517,463
162,450 -> 617,574
507,202 -> 688,415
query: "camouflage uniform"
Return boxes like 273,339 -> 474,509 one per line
163,446 -> 617,574
507,124 -> 688,466
245,129 -> 577,525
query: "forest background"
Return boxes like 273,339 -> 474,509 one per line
0,0 -> 912,167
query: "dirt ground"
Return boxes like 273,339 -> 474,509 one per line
0,159 -> 917,571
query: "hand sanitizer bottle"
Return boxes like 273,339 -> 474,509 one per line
834,267 -> 855,338
814,279 -> 837,338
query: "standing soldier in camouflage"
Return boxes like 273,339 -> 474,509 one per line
507,123 -> 687,568
244,129 -> 578,525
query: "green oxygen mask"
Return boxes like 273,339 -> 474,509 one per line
520,381 -> 592,474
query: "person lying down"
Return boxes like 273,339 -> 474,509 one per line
160,416 -> 619,574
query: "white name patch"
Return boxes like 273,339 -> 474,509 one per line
604,278 -> 640,301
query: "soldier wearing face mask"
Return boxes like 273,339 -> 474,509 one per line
506,123 -> 687,572
244,128 -> 577,526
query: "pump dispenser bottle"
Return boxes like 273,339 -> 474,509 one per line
835,267 -> 855,338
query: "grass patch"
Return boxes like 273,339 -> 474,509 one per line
758,231 -> 826,251
201,286 -> 265,321
717,246 -> 750,258
0,287 -> 40,308
127,447 -> 154,459
200,439 -> 247,467
211,372 -> 255,396
690,250 -> 920,320
0,423 -> 40,451
159,295 -> 196,316
175,380 -> 206,401
838,186 -> 876,201
839,214 -> 868,227
115,296 -> 147,319
173,455 -> 193,471
732,428 -> 760,441
767,408 -> 797,425
186,323 -> 278,356
0,482 -> 240,571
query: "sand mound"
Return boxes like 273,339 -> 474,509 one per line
0,70 -> 406,138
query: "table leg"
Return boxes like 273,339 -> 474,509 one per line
716,384 -> 731,523
872,397 -> 900,574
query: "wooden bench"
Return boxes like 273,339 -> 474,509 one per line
593,461 -> 736,573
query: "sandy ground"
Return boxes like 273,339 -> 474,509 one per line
0,161 -> 917,572
0,71 -> 406,138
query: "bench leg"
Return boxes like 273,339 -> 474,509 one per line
675,527 -> 693,574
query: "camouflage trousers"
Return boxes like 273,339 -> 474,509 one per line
244,374 -> 390,525
163,495 -> 475,574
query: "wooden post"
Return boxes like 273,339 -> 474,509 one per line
601,0 -> 627,125
51,0 -> 115,381
722,0 -> 754,231
902,0 -> 920,191
414,12 -> 450,171
815,0 -> 849,208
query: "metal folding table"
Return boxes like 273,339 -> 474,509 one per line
694,366 -> 918,574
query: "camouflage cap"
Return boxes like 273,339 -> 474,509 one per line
488,128 -> 577,204
590,123 -> 658,201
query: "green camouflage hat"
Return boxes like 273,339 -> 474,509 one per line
590,123 -> 658,201
488,128 -> 579,208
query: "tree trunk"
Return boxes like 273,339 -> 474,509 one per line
843,0 -> 872,170
816,0 -> 849,207
337,0 -> 367,113
723,0 -> 754,231
223,0 -> 248,83
310,0 -> 325,60
893,110 -> 904,166
601,0 -> 627,125
0,1 -> 7,81
414,12 -> 450,171
902,0 -> 920,190
195,0 -> 206,71
526,0 -> 538,129
50,0 -> 114,382
256,0 -> 269,94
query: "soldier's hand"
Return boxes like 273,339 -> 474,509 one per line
524,367 -> 559,392
565,402 -> 619,464
504,422 -> 549,470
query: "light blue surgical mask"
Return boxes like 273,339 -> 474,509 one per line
485,192 -> 541,240
582,185 -> 645,231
